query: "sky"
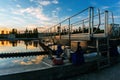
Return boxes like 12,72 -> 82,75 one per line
0,0 -> 120,30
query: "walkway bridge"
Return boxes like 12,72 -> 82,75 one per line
41,7 -> 120,69
41,7 -> 120,44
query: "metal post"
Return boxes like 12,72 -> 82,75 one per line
105,11 -> 108,37
54,26 -> 56,39
68,18 -> 71,48
71,24 -> 73,34
50,29 -> 51,39
91,7 -> 94,37
48,29 -> 50,39
107,37 -> 110,65
96,38 -> 101,69
59,23 -> 61,39
119,25 -> 120,37
96,38 -> 100,56
111,12 -> 114,37
89,7 -> 91,35
46,30 -> 47,37
82,20 -> 84,33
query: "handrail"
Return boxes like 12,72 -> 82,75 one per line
43,7 -> 91,33
92,8 -> 101,34
42,7 -> 115,40
108,11 -> 114,35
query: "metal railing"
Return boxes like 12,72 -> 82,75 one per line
42,6 -> 116,45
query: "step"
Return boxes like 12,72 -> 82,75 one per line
97,57 -> 110,69
98,64 -> 110,69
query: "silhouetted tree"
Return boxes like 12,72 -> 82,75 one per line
11,28 -> 17,34
33,28 -> 38,38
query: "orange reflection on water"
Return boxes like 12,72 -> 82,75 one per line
12,55 -> 46,65
0,40 -> 41,53
0,41 -> 12,46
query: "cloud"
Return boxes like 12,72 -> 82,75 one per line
101,6 -> 110,10
0,8 -> 5,12
3,0 -> 60,29
30,0 -> 34,2
91,2 -> 97,6
56,7 -> 61,11
12,7 -> 50,21
37,0 -> 59,6
13,17 -> 25,23
11,6 -> 62,29
38,0 -> 51,6
118,1 -> 120,5
114,16 -> 120,19
12,0 -> 17,1
117,1 -> 120,7
52,7 -> 61,17
67,8 -> 72,11
52,0 -> 59,4
16,4 -> 21,8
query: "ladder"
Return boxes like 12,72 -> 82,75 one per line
96,37 -> 110,70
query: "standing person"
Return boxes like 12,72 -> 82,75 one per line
72,42 -> 85,65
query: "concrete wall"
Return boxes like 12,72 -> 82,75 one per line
0,62 -> 97,80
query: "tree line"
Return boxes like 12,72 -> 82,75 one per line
10,28 -> 38,38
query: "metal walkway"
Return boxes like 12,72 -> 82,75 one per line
41,7 -> 119,42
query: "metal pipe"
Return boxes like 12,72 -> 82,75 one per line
105,10 -> 109,37
92,8 -> 101,34
59,23 -> 61,39
68,18 -> 71,48
53,26 -> 56,38
110,11 -> 114,36
82,20 -> 84,33
91,8 -> 94,37
91,7 -> 94,36
89,7 -> 92,35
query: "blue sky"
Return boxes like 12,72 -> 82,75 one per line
0,0 -> 120,30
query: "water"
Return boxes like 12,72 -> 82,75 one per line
0,40 -> 120,76
0,40 -> 43,53
0,40 -> 48,75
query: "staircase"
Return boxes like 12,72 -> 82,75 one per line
96,37 -> 110,70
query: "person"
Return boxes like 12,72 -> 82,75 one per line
52,44 -> 64,65
56,44 -> 63,58
71,42 -> 85,65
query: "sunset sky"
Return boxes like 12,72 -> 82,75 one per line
0,0 -> 119,30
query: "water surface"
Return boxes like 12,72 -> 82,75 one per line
0,40 -> 43,53
0,40 -> 120,76
0,40 -> 48,75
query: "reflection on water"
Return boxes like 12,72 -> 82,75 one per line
0,40 -> 120,75
0,40 -> 49,75
0,55 -> 46,69
13,55 -> 45,65
0,40 -> 42,53
0,55 -> 49,76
